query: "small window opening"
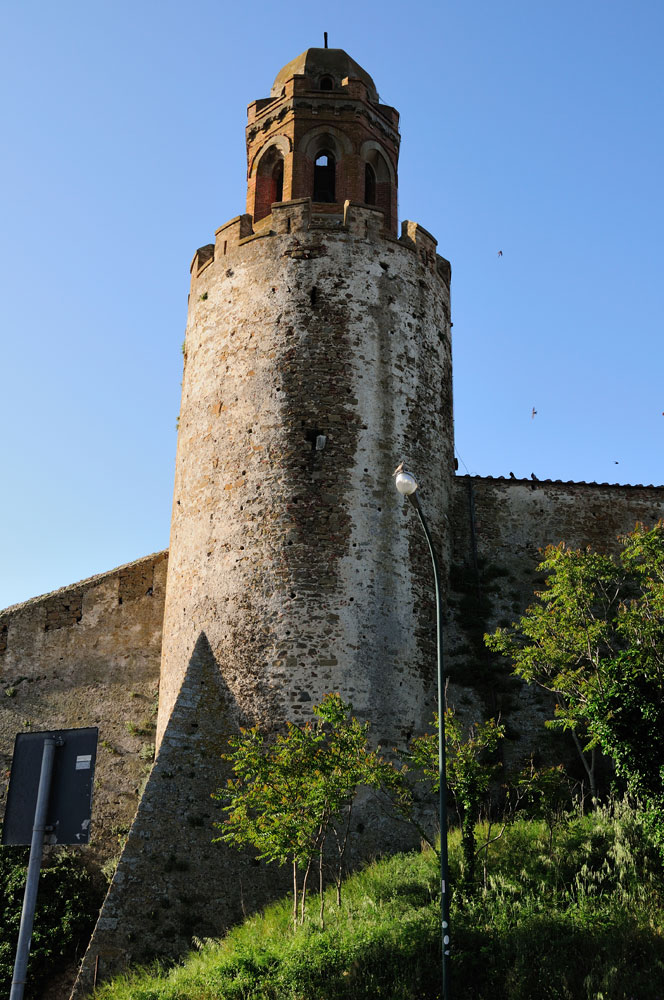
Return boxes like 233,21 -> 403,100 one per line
272,159 -> 284,204
364,163 -> 376,205
319,75 -> 334,90
313,151 -> 336,203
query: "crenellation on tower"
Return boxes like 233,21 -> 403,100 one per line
189,242 -> 214,276
194,199 -> 451,288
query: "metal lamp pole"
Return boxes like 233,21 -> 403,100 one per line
394,466 -> 450,1000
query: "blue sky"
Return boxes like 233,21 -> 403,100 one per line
1,0 -> 663,609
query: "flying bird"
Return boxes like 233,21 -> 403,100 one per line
531,407 -> 537,419
497,250 -> 503,257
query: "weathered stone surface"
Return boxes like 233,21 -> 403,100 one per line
71,633 -> 296,995
446,476 -> 664,766
159,199 -> 453,763
0,551 -> 167,870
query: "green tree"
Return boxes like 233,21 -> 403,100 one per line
212,693 -> 391,929
486,522 -> 664,853
408,710 -> 504,894
516,760 -> 572,855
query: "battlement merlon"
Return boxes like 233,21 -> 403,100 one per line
189,200 -> 451,285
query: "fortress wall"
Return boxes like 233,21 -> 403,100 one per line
0,551 -> 168,866
446,475 -> 664,753
452,474 -> 664,595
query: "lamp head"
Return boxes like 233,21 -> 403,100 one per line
394,464 -> 418,496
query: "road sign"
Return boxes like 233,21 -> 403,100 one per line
2,728 -> 98,846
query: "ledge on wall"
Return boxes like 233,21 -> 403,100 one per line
455,473 -> 664,491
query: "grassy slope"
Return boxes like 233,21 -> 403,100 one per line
95,803 -> 664,1000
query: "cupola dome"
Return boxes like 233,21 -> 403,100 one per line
271,48 -> 379,102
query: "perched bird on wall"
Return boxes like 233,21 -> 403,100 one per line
531,473 -> 538,481
509,472 -> 516,479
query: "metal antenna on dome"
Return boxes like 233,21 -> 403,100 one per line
324,31 -> 328,48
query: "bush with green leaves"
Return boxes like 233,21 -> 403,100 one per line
213,693 -> 394,929
0,844 -> 101,996
487,522 -> 664,853
407,710 -> 504,893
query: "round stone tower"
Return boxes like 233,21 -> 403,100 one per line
157,47 -> 454,762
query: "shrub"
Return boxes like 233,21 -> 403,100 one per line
0,844 -> 101,996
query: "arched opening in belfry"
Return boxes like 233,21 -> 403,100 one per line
319,75 -> 334,90
364,163 -> 376,205
254,146 -> 285,222
313,151 -> 336,203
363,147 -> 393,228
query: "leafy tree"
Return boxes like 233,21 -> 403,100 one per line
486,522 -> 664,854
213,693 -> 391,929
408,710 -> 504,893
516,760 -> 573,855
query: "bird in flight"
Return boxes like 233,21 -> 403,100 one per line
531,407 -> 537,420
497,250 -> 503,257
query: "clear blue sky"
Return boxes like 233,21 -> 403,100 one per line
1,0 -> 663,609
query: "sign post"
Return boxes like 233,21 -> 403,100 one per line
9,736 -> 59,1000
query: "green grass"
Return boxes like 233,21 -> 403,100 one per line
95,801 -> 664,1000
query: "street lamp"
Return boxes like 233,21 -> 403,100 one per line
394,464 -> 451,1000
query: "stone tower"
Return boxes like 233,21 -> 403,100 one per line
73,47 -> 454,993
157,45 -> 454,753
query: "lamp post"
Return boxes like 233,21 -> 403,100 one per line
394,465 -> 450,1000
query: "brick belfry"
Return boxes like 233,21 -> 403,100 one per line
72,46 -> 453,995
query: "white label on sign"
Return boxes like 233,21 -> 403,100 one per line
75,755 -> 92,770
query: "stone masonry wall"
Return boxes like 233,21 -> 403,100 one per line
0,551 -> 167,869
445,475 -> 664,764
159,197 -> 454,759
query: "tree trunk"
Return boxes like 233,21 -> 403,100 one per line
300,858 -> 313,925
461,807 -> 477,896
319,845 -> 325,929
570,729 -> 597,800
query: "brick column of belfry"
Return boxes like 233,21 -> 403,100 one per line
157,47 -> 454,757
